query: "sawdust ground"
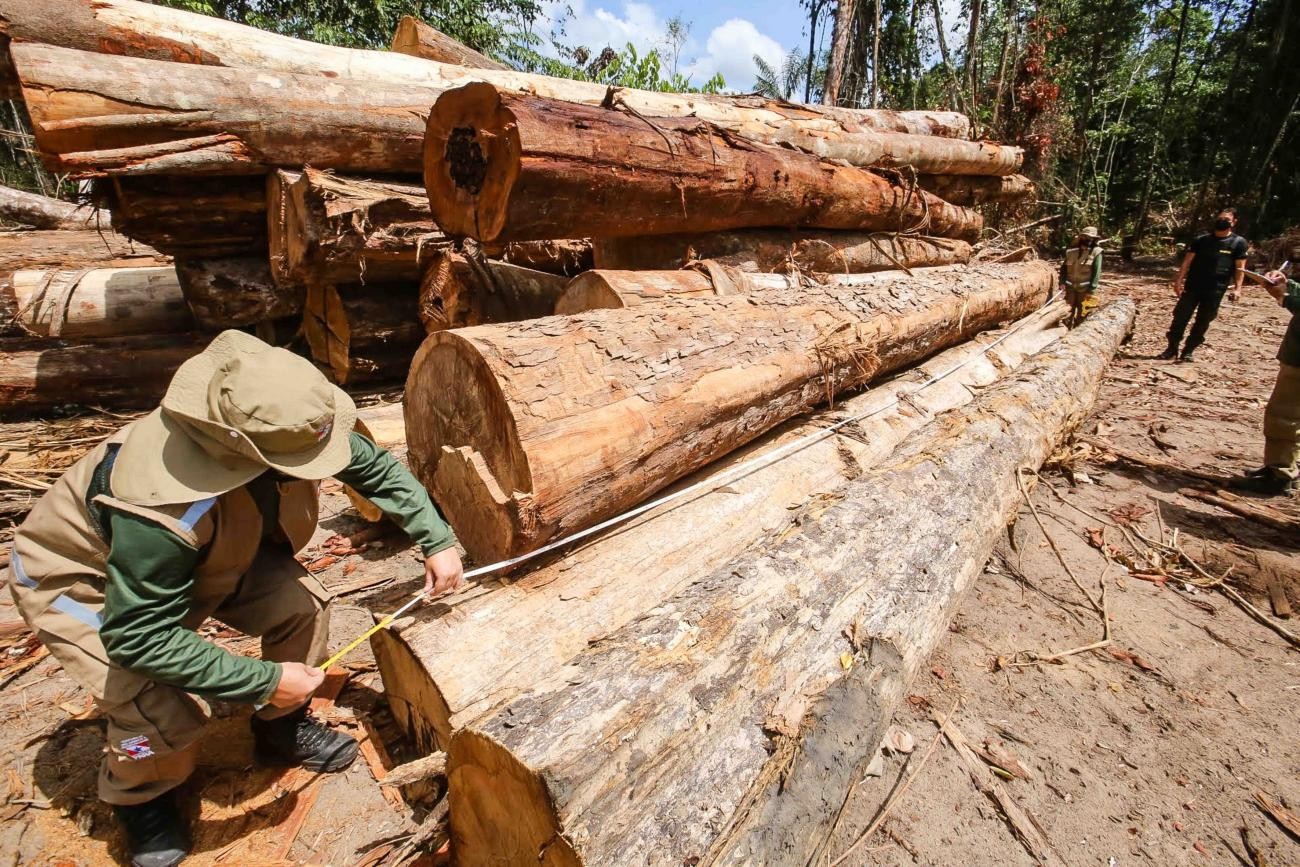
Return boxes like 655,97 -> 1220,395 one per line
1,263 -> 1297,865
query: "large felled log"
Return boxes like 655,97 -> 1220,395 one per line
424,84 -> 983,243
175,257 -> 302,328
97,176 -> 267,259
418,252 -> 569,332
0,184 -> 96,230
0,230 -> 164,273
0,0 -> 969,139
442,301 -> 1135,866
0,334 -> 209,418
374,303 -> 1068,750
404,260 -> 1052,562
11,266 -> 192,338
917,172 -> 1037,206
589,231 -> 971,274
267,170 -> 592,288
390,16 -> 507,70
553,263 -> 965,314
268,170 -> 448,288
14,44 -> 434,176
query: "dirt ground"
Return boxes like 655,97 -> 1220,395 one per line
1,262 -> 1297,865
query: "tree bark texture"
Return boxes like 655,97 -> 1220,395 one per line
553,263 -> 966,314
266,169 -> 592,289
438,301 -> 1134,867
0,333 -> 209,418
11,266 -> 192,338
96,176 -> 267,259
423,84 -> 983,243
0,230 -> 164,273
822,0 -> 858,106
373,303 -> 1067,750
389,16 -> 508,70
589,231 -> 971,273
917,172 -> 1036,206
403,260 -> 1053,563
174,257 -> 303,328
268,169 -> 448,288
417,252 -> 569,333
0,0 -> 971,138
0,183 -> 95,229
13,43 -> 434,176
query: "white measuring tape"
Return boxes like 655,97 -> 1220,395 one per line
322,295 -> 1066,669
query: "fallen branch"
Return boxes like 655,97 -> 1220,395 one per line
1180,488 -> 1300,534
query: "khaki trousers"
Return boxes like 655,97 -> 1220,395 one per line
39,547 -> 331,806
1264,363 -> 1300,481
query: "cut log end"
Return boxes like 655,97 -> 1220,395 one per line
553,275 -> 626,314
425,82 -> 520,241
405,331 -> 530,524
448,728 -> 581,867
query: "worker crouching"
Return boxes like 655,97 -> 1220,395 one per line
8,331 -> 464,867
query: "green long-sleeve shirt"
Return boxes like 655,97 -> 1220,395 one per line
97,432 -> 456,704
1279,279 -> 1300,367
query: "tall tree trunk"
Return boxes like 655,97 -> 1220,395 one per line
930,0 -> 967,114
404,261 -> 1051,562
871,0 -> 882,108
908,0 -> 923,109
440,303 -> 1134,867
806,0 -> 822,103
424,84 -> 985,244
965,0 -> 983,116
822,0 -> 859,106
374,303 -> 1068,751
1129,0 -> 1192,253
389,16 -> 508,70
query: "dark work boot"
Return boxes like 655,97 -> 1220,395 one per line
1158,342 -> 1178,360
1178,350 -> 1195,362
251,706 -> 358,772
1230,471 -> 1297,496
113,791 -> 190,867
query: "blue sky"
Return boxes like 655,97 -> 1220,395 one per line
540,0 -> 826,91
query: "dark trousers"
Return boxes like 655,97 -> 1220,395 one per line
1166,288 -> 1225,352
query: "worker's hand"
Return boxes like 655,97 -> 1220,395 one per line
269,662 -> 325,708
423,547 -> 465,598
1263,270 -> 1286,301
1265,269 -> 1287,285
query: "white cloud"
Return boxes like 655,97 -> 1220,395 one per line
538,1 -> 787,91
685,18 -> 786,91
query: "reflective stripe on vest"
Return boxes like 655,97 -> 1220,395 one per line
9,547 -> 103,630
179,498 -> 218,532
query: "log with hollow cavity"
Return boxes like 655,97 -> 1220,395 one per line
589,231 -> 971,274
423,83 -> 984,243
373,301 -> 1068,750
441,301 -> 1135,866
403,260 -> 1053,563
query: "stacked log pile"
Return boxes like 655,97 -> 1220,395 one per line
0,6 -> 1137,865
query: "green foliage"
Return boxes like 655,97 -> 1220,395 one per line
754,50 -> 820,101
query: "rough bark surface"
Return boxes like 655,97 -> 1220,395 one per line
589,231 -> 971,274
554,263 -> 965,314
418,252 -> 569,332
0,0 -> 971,138
174,257 -> 302,328
0,184 -> 95,229
441,301 -> 1134,867
13,43 -> 435,176
404,261 -> 1053,562
268,169 -> 448,288
373,303 -> 1067,750
917,172 -> 1036,206
424,84 -> 983,243
11,266 -> 192,338
0,230 -> 164,273
0,334 -> 209,418
390,16 -> 507,69
97,176 -> 267,259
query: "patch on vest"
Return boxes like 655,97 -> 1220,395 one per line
120,735 -> 154,760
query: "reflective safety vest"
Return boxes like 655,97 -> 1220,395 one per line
8,422 -> 319,705
1063,246 -> 1101,289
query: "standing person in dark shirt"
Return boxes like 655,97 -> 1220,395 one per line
1160,208 -> 1249,361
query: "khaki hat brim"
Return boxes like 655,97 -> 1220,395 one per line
112,330 -> 360,506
